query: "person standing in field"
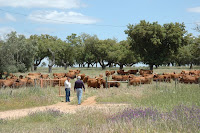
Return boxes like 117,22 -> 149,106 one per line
74,76 -> 85,105
64,77 -> 71,102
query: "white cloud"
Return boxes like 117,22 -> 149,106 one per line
187,7 -> 200,13
0,0 -> 84,9
5,13 -> 16,21
0,27 -> 15,40
28,10 -> 99,24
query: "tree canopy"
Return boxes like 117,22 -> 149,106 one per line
125,20 -> 187,70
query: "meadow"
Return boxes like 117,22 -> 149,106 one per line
0,66 -> 200,133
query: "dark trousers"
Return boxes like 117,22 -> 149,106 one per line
65,88 -> 70,102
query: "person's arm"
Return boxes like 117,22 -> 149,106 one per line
82,82 -> 85,92
74,82 -> 76,92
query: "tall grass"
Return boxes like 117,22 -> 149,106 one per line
0,87 -> 61,111
0,66 -> 200,132
1,104 -> 200,132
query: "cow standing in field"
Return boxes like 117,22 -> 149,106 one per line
139,69 -> 153,75
77,74 -> 86,80
179,75 -> 199,84
128,69 -> 138,74
87,78 -> 102,88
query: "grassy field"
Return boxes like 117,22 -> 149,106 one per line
0,66 -> 200,132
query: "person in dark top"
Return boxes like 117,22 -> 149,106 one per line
74,76 -> 85,105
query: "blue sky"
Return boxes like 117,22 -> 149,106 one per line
0,0 -> 200,42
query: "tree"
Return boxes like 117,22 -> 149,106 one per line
115,40 -> 140,69
41,62 -> 47,67
55,41 -> 74,70
66,33 -> 83,67
125,20 -> 187,70
83,34 -> 99,68
95,39 -> 117,69
0,31 -> 37,77
29,35 -> 48,71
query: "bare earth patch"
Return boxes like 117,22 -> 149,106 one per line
0,96 -> 130,120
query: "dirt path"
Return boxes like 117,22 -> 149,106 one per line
0,96 -> 129,120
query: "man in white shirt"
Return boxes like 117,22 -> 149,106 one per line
64,77 -> 71,102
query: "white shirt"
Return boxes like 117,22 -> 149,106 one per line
64,80 -> 71,88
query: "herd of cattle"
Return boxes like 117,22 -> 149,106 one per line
0,69 -> 199,89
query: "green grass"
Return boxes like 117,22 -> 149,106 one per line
0,87 -> 62,111
0,66 -> 200,132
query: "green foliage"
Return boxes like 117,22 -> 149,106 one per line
83,34 -> 99,67
174,36 -> 200,67
0,31 -> 36,73
55,39 -> 75,68
125,20 -> 187,69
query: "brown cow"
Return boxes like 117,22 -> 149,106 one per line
102,79 -> 120,88
122,75 -> 129,81
2,79 -> 15,88
99,74 -> 103,78
18,78 -> 28,87
112,75 -> 123,81
77,74 -> 86,80
117,70 -> 124,75
69,69 -> 80,74
87,78 -> 102,88
128,69 -> 138,74
129,78 -> 141,85
66,72 -> 76,79
139,69 -> 153,75
41,74 -> 49,79
181,70 -> 190,75
180,75 -> 199,84
53,73 -> 66,78
189,70 -> 200,76
83,76 -> 90,83
105,71 -> 111,77
28,72 -> 41,76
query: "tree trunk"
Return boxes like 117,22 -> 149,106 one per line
87,63 -> 90,68
48,66 -> 52,73
64,65 -> 67,70
33,59 -> 42,71
190,64 -> 193,69
0,73 -> 2,79
102,65 -> 106,70
31,65 -> 34,72
119,64 -> 123,70
108,62 -> 112,67
155,65 -> 158,69
96,62 -> 97,67
149,64 -> 153,70
48,48 -> 55,73
34,65 -> 37,71
61,60 -> 68,70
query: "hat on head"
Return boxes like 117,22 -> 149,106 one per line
77,76 -> 81,79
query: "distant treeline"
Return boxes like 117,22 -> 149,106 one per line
0,20 -> 199,76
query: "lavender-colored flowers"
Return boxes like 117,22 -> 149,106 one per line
109,105 -> 200,129
110,107 -> 160,122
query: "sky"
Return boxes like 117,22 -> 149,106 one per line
0,0 -> 200,42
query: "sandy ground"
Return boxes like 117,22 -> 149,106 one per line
0,96 -> 129,120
